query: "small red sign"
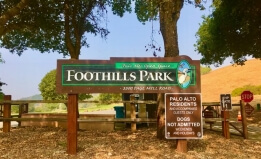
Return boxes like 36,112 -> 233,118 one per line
245,103 -> 254,116
241,91 -> 254,103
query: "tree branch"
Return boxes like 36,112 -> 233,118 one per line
0,0 -> 30,26
64,0 -> 76,59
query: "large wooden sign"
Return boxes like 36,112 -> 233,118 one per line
56,56 -> 201,93
165,93 -> 203,139
56,55 -> 201,154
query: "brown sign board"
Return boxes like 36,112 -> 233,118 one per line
220,94 -> 232,111
245,103 -> 254,116
56,56 -> 201,94
165,93 -> 203,139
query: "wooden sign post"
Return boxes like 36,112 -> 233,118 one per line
67,94 -> 78,154
221,111 -> 230,139
3,95 -> 11,133
130,94 -> 136,131
220,94 -> 231,139
240,100 -> 248,139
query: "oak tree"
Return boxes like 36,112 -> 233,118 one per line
134,0 -> 205,138
195,0 -> 261,66
0,0 -> 131,122
0,0 -> 131,58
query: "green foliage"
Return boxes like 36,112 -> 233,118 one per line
28,104 -> 35,112
38,69 -> 92,101
0,53 -> 4,63
134,0 -> 159,23
32,103 -> 67,113
0,92 -> 4,100
0,0 -> 132,57
134,0 -> 205,23
11,105 -> 19,114
200,65 -> 212,75
195,0 -> 261,66
231,85 -> 261,97
110,0 -> 132,17
98,93 -> 121,104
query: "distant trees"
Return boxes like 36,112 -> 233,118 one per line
38,70 -> 92,101
98,93 -> 121,104
195,0 -> 261,66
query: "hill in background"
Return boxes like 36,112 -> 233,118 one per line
201,58 -> 261,102
20,94 -> 42,100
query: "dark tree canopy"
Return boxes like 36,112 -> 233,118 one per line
0,0 -> 131,59
195,0 -> 261,66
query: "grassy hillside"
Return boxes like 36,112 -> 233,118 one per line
20,94 -> 43,100
201,58 -> 261,102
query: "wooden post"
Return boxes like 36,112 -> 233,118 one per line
18,104 -> 23,127
221,111 -> 230,139
130,95 -> 136,131
3,95 -> 11,132
176,139 -> 188,153
67,94 -> 78,154
0,104 -> 3,116
240,100 -> 248,139
24,103 -> 29,113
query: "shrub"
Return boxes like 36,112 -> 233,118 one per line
200,65 -> 212,75
231,85 -> 261,97
98,93 -> 121,104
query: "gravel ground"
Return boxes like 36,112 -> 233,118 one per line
0,125 -> 261,159
0,111 -> 261,159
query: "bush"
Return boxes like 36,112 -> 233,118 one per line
39,69 -> 92,101
98,93 -> 121,104
231,85 -> 261,97
200,65 -> 212,75
0,92 -> 4,100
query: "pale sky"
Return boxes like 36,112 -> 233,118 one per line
0,2 -> 218,99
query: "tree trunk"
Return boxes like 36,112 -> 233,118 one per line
159,0 -> 183,57
157,93 -> 165,139
157,0 -> 184,139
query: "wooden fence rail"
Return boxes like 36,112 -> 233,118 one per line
0,117 -> 157,123
0,100 -> 158,104
1,99 -> 247,139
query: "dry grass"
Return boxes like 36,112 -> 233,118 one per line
202,58 -> 261,102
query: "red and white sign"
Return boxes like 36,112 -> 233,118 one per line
241,91 -> 254,103
245,103 -> 254,116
